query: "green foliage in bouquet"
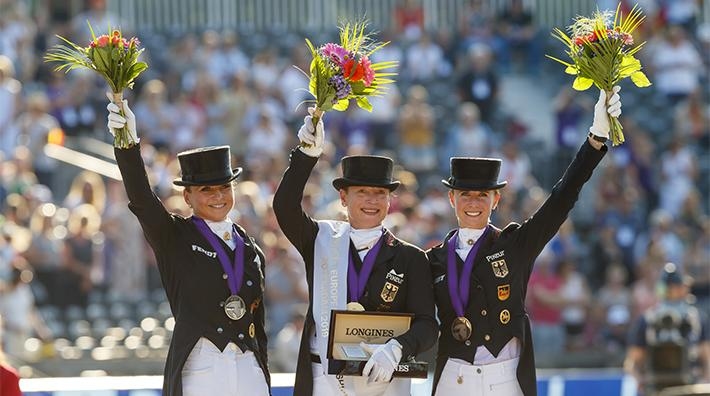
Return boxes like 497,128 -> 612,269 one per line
547,3 -> 651,146
45,22 -> 148,148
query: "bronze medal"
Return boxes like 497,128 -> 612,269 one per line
346,302 -> 365,311
451,316 -> 473,342
224,295 -> 246,320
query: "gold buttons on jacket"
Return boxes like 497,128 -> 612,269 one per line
484,334 -> 490,341
500,309 -> 511,324
481,310 -> 487,316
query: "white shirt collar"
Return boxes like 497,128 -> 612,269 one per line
457,227 -> 486,250
205,218 -> 235,248
350,225 -> 383,251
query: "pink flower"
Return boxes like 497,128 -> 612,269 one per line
321,43 -> 349,66
622,33 -> 634,45
359,56 -> 375,86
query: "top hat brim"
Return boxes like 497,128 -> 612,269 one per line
173,167 -> 243,186
441,179 -> 507,191
332,177 -> 400,192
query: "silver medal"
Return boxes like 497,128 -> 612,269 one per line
224,295 -> 246,320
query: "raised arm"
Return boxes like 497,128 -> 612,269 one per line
517,87 -> 622,267
272,109 -> 324,258
106,96 -> 172,243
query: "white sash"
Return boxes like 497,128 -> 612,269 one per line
313,220 -> 350,377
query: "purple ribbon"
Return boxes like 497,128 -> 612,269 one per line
446,226 -> 490,317
347,231 -> 385,302
192,217 -> 245,295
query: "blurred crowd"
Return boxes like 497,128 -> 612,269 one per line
0,0 -> 707,375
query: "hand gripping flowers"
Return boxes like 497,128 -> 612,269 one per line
547,3 -> 651,146
300,20 -> 397,146
45,23 -> 148,149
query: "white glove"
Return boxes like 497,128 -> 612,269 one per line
361,339 -> 402,384
106,92 -> 139,143
297,107 -> 324,157
589,86 -> 622,139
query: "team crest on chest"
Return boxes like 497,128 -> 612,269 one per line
497,284 -> 510,301
381,282 -> 399,302
490,259 -> 509,278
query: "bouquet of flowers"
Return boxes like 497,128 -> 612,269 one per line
299,19 -> 397,144
45,23 -> 148,148
547,3 -> 651,146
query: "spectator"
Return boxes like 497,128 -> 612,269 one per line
60,203 -> 103,308
393,0 -> 425,42
0,55 -> 22,157
101,179 -> 147,302
456,43 -> 499,125
0,257 -> 51,358
12,92 -> 60,188
494,0 -> 541,74
527,250 -> 565,361
558,259 -> 591,350
132,79 -> 175,151
63,170 -> 106,215
649,25 -> 704,105
397,84 -> 436,175
441,102 -> 494,169
404,31 -> 449,83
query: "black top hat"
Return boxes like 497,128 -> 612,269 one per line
442,157 -> 508,190
173,146 -> 242,186
332,155 -> 400,192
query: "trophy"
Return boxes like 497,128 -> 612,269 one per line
326,310 -> 428,378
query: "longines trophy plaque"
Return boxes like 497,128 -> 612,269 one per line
326,310 -> 428,378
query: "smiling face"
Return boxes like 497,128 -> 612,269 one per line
448,189 -> 501,229
339,186 -> 391,229
183,183 -> 235,222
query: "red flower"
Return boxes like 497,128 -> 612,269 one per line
96,35 -> 110,47
343,58 -> 365,82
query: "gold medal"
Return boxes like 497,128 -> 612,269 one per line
224,295 -> 246,320
346,302 -> 365,311
451,316 -> 472,342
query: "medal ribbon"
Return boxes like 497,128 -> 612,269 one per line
192,217 -> 245,295
347,231 -> 385,302
446,226 -> 489,317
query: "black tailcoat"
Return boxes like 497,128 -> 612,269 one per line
115,145 -> 270,396
427,141 -> 605,395
273,149 -> 438,396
